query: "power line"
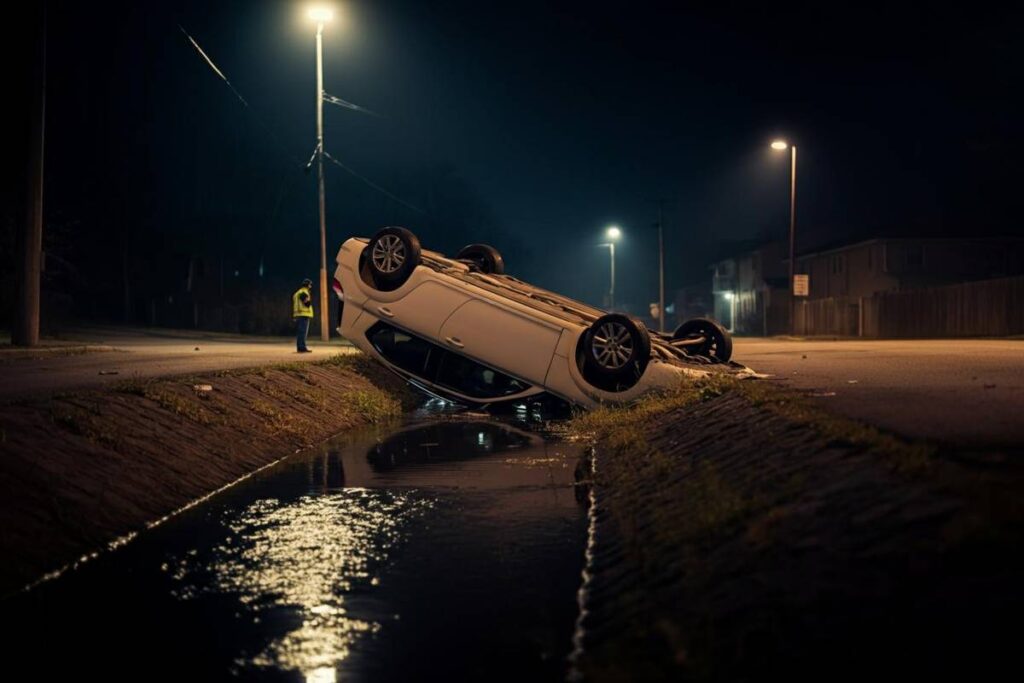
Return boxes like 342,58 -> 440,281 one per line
178,24 -> 302,169
178,24 -> 422,215
178,25 -> 248,108
323,151 -> 425,215
323,92 -> 381,118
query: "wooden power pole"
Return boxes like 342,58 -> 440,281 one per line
14,3 -> 46,347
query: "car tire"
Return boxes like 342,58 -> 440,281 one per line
673,317 -> 733,362
366,227 -> 421,289
456,243 -> 505,275
580,313 -> 651,391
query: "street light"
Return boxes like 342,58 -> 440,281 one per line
599,226 -> 621,309
309,6 -> 335,342
308,7 -> 334,22
771,139 -> 797,334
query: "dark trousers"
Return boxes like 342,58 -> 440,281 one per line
295,316 -> 311,351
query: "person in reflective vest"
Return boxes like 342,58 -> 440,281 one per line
292,278 -> 314,352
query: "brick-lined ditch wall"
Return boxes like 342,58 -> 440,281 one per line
0,355 -> 414,596
573,388 -> 1024,681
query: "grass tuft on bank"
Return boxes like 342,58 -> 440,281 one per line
571,373 -> 933,473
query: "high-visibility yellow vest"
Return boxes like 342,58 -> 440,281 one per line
292,287 -> 314,318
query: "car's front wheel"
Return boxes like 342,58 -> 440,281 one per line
366,227 -> 422,289
579,313 -> 651,391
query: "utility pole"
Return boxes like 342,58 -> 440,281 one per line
609,241 -> 616,309
656,200 -> 666,333
314,19 -> 330,342
14,3 -> 46,347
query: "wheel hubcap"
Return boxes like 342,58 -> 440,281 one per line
592,322 -> 634,370
372,235 -> 406,274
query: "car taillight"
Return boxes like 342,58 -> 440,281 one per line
332,277 -> 344,300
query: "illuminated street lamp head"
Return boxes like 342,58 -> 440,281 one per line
606,226 -> 622,241
771,140 -> 789,150
308,6 -> 334,22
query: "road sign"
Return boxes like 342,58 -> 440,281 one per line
793,274 -> 810,297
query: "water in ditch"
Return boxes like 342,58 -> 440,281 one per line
4,414 -> 587,681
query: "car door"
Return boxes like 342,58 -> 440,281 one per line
366,279 -> 470,343
438,299 -> 561,385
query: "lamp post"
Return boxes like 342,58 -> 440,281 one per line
771,140 -> 797,334
599,225 -> 621,309
310,6 -> 334,342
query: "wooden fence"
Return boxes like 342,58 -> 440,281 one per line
863,275 -> 1024,338
793,276 -> 1024,337
794,297 -> 860,336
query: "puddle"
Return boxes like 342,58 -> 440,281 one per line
3,417 -> 587,682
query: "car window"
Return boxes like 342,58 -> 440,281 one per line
435,351 -> 531,399
366,322 -> 436,376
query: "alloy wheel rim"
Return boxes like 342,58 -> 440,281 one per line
592,322 -> 634,369
372,235 -> 406,274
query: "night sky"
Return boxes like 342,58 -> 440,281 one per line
5,0 -> 1022,325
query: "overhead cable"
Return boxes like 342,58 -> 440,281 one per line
323,151 -> 425,214
323,92 -> 381,118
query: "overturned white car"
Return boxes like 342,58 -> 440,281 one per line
332,227 -> 732,410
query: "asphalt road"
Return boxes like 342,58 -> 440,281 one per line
4,328 -> 1021,449
733,337 -> 1024,449
0,327 -> 355,400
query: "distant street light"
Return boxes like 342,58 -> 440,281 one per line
599,226 -> 621,309
771,139 -> 798,334
309,6 -> 335,342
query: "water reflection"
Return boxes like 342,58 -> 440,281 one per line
367,420 -> 538,472
169,489 -> 431,679
4,418 -> 589,681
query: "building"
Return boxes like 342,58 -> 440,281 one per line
794,238 -> 1024,300
710,241 -> 789,334
713,237 -> 1024,336
672,283 -> 714,329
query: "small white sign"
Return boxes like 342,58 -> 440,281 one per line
793,274 -> 810,297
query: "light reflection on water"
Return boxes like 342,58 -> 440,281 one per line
5,418 -> 585,681
169,488 -> 432,678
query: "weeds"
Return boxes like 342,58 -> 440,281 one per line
571,372 -> 934,474
143,388 -> 216,425
340,389 -> 401,424
116,374 -> 154,396
49,403 -> 121,446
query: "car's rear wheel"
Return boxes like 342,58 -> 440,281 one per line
580,313 -> 651,391
672,317 -> 732,362
456,243 -> 505,275
366,227 -> 421,289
